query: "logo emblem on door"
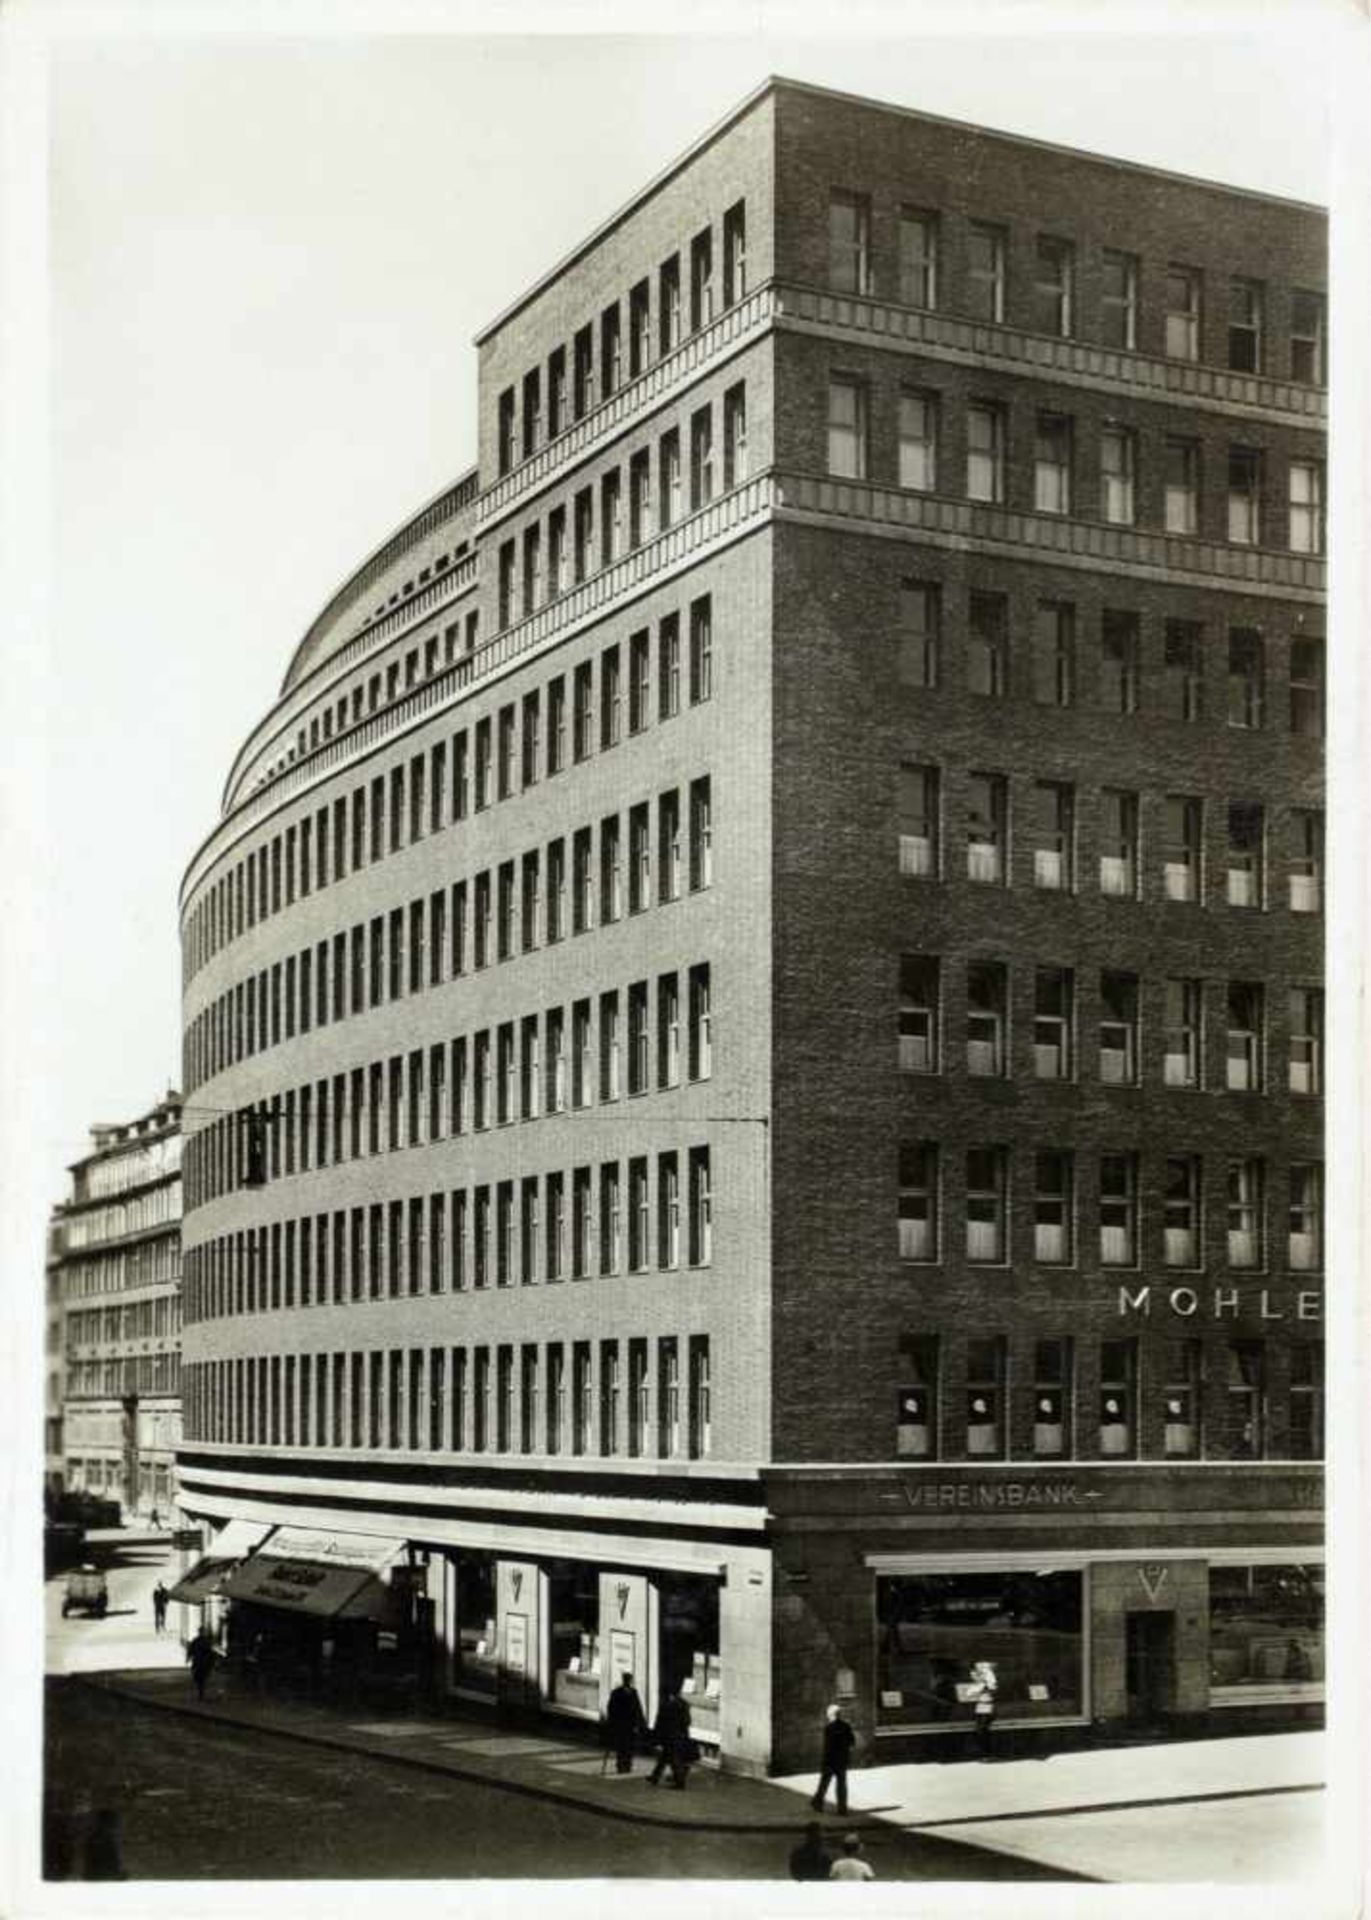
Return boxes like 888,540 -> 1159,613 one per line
1138,1564 -> 1169,1602
616,1582 -> 630,1618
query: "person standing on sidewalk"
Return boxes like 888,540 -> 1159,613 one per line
152,1582 -> 169,1633
969,1659 -> 998,1759
829,1833 -> 875,1882
604,1672 -> 647,1774
647,1689 -> 693,1789
187,1627 -> 215,1702
811,1703 -> 856,1816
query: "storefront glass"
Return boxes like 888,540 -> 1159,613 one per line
1208,1562 -> 1323,1690
659,1575 -> 721,1742
454,1549 -> 498,1698
876,1570 -> 1084,1726
548,1560 -> 601,1716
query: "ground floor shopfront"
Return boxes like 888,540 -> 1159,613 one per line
764,1462 -> 1324,1772
174,1456 -> 1322,1777
173,1454 -> 774,1771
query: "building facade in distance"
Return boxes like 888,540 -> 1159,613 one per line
56,1092 -> 184,1519
176,79 -> 1324,1773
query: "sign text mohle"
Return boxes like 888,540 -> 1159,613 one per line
1118,1285 -> 1322,1321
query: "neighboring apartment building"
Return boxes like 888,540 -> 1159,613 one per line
45,1208 -> 69,1503
57,1092 -> 184,1518
176,79 -> 1324,1773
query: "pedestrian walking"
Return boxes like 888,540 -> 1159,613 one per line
647,1689 -> 693,1789
187,1627 -> 215,1702
811,1702 -> 856,1815
152,1582 -> 169,1633
969,1659 -> 997,1759
829,1832 -> 875,1882
788,1820 -> 834,1882
604,1671 -> 647,1774
80,1809 -> 127,1881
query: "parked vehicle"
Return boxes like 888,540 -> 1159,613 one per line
61,1565 -> 109,1618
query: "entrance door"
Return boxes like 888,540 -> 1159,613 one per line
1124,1612 -> 1175,1720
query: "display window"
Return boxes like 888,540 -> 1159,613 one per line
548,1560 -> 601,1716
1208,1562 -> 1323,1693
455,1550 -> 498,1697
876,1570 -> 1084,1727
659,1574 -> 721,1741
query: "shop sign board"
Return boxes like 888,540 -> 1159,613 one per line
609,1628 -> 635,1683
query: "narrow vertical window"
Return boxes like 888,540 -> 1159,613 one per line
828,191 -> 871,294
900,581 -> 940,688
827,378 -> 867,479
1100,251 -> 1137,349
965,1149 -> 1007,1264
966,223 -> 1005,322
1099,427 -> 1135,525
1033,235 -> 1073,337
966,403 -> 1003,502
898,209 -> 937,308
1227,278 -> 1263,373
1034,1153 -> 1073,1264
1165,266 -> 1201,361
965,1338 -> 1006,1456
723,200 -> 746,307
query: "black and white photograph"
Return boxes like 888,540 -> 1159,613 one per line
2,2 -> 1366,1912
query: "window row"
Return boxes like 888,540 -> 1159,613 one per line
497,397 -> 746,628
186,965 -> 712,1210
58,1239 -> 182,1300
829,380 -> 1325,553
896,1145 -> 1323,1274
827,191 -> 1326,381
184,593 -> 715,984
66,1352 -> 181,1400
66,1296 -> 181,1348
895,1332 -> 1322,1462
899,586 -> 1325,737
497,197 -> 746,474
184,1333 -> 714,1461
899,960 -> 1321,1099
897,765 -> 1323,913
184,1147 -> 714,1325
185,775 -> 713,1096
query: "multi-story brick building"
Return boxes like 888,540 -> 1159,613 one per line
176,78 -> 1324,1773
55,1091 -> 184,1519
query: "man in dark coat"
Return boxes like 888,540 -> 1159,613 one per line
789,1820 -> 834,1881
604,1671 -> 647,1773
186,1628 -> 215,1702
647,1689 -> 693,1789
811,1702 -> 856,1815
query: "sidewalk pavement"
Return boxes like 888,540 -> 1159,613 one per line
80,1658 -> 1323,1855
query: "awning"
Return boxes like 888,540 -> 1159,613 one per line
218,1526 -> 407,1622
168,1518 -> 274,1605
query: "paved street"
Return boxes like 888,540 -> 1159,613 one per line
44,1679 -> 1062,1882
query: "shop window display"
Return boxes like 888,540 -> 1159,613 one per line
454,1550 -> 498,1698
659,1574 -> 722,1744
1208,1563 -> 1323,1692
548,1560 -> 601,1716
876,1571 -> 1083,1727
